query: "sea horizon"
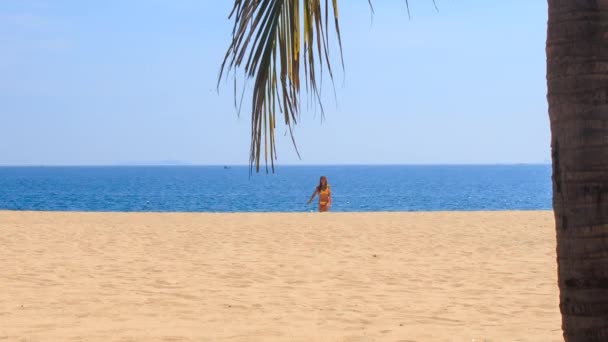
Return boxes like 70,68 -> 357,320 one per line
0,164 -> 552,213
0,162 -> 552,167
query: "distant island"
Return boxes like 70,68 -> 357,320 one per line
114,160 -> 192,166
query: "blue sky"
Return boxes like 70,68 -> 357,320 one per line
0,1 -> 549,165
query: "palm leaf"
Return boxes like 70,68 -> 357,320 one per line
219,0 -> 344,173
219,1 -> 422,172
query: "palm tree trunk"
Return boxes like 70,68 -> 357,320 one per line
546,0 -> 608,340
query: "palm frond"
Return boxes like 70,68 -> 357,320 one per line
219,0 -> 343,173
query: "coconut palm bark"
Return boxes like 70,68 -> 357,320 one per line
547,0 -> 608,340
220,0 -> 608,339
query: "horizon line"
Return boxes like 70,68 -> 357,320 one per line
0,162 -> 552,167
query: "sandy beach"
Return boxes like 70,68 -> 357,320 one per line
1,211 -> 561,341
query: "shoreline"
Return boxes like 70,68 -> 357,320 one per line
0,209 -> 554,214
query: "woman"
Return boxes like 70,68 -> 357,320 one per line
306,176 -> 331,212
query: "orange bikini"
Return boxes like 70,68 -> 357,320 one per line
318,185 -> 330,211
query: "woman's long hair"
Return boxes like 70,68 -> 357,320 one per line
317,176 -> 328,191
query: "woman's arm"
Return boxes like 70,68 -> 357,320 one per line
306,188 -> 318,205
327,189 -> 332,207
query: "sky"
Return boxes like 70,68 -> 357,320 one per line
0,1 -> 549,166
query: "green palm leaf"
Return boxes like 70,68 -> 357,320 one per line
219,0 -> 344,173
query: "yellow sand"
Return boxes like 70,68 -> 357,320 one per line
1,211 -> 561,341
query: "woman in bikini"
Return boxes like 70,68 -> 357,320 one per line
306,176 -> 331,212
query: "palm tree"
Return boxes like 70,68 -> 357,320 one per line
547,1 -> 608,340
219,0 -> 608,340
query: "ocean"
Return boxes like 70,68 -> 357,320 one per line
0,165 -> 552,212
